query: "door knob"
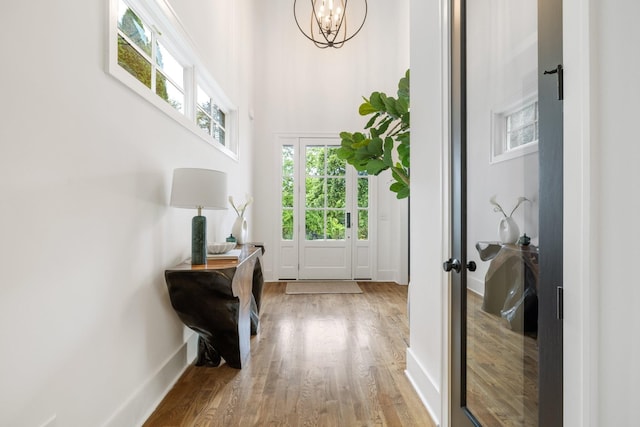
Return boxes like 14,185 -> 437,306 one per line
443,258 -> 461,273
466,261 -> 477,272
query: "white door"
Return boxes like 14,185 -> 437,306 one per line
277,136 -> 373,280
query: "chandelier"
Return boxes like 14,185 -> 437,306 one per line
293,0 -> 368,49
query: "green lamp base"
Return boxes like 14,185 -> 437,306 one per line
192,215 -> 207,265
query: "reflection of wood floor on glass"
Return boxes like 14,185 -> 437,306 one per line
466,290 -> 538,427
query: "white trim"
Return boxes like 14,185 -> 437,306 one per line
563,0 -> 595,426
100,333 -> 197,427
406,348 -> 442,427
440,0 -> 451,425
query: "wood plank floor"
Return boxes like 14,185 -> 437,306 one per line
144,282 -> 434,427
466,290 -> 538,426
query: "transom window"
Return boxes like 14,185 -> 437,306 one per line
492,96 -> 539,162
117,0 -> 185,113
109,0 -> 237,158
197,86 -> 226,147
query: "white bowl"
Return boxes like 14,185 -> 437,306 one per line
207,242 -> 236,254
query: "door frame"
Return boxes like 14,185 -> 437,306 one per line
448,0 -> 564,424
275,133 -> 377,280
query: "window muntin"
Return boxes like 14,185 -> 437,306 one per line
109,0 -> 238,158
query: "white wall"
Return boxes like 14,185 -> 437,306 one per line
250,0 -> 410,282
406,0 -> 449,424
466,0 -> 539,293
0,1 -> 254,425
564,1 -> 640,425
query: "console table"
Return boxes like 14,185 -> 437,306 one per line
164,244 -> 264,369
476,242 -> 538,333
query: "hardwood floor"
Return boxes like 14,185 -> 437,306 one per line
466,291 -> 538,426
144,282 -> 434,427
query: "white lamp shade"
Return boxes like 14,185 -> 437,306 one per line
170,168 -> 228,210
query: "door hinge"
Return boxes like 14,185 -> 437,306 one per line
557,286 -> 564,320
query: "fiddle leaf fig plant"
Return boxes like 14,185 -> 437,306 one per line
338,69 -> 410,199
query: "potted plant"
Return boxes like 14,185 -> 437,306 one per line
337,69 -> 410,199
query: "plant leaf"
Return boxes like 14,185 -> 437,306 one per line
364,113 -> 379,129
369,92 -> 385,110
366,159 -> 388,175
359,101 -> 377,116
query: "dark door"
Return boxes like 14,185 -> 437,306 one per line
448,0 -> 563,425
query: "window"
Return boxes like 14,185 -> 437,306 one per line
109,0 -> 237,158
492,96 -> 539,162
506,101 -> 538,150
117,1 -> 185,113
357,171 -> 369,240
281,145 -> 295,240
196,86 -> 226,147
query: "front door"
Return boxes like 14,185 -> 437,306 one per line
278,136 -> 373,280
299,139 -> 353,279
448,0 -> 563,425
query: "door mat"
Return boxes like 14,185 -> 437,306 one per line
285,281 -> 363,294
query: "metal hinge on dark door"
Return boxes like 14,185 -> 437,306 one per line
557,286 -> 564,320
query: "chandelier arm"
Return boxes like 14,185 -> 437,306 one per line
294,0 -> 366,48
293,0 -> 321,44
337,0 -> 367,44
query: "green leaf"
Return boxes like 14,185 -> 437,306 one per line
383,96 -> 400,117
364,113 -> 379,129
390,182 -> 405,192
367,137 -> 383,156
395,186 -> 410,199
355,147 -> 372,160
359,101 -> 377,116
369,92 -> 385,110
383,137 -> 394,166
336,147 -> 354,160
366,159 -> 388,175
340,131 -> 354,141
377,117 -> 392,134
396,96 -> 409,115
397,69 -> 410,99
353,132 -> 367,143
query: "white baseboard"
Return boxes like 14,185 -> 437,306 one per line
467,275 -> 484,296
405,347 -> 441,427
101,334 -> 198,427
376,269 -> 399,282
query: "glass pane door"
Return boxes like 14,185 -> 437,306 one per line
298,139 -> 352,280
465,0 -> 539,425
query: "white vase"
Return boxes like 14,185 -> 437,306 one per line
499,217 -> 520,244
232,216 -> 248,244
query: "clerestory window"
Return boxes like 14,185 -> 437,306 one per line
108,0 -> 237,158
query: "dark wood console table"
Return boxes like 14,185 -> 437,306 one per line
476,242 -> 538,333
164,244 -> 265,369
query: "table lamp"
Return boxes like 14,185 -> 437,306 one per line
170,168 -> 227,265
